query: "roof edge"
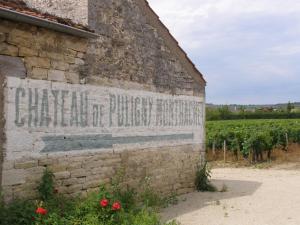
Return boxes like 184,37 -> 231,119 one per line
0,7 -> 99,38
138,0 -> 206,85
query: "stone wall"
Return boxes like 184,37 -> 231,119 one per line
0,19 -> 88,84
0,0 -> 205,203
86,0 -> 205,96
24,0 -> 205,97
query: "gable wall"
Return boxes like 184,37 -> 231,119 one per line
0,0 -> 205,203
24,0 -> 205,96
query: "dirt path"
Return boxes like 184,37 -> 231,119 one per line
162,167 -> 300,225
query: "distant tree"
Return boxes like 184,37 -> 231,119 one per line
218,105 -> 231,120
287,102 -> 295,113
206,107 -> 221,120
238,106 -> 246,113
238,106 -> 246,119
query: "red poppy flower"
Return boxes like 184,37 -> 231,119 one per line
100,199 -> 109,207
112,201 -> 121,211
35,207 -> 48,215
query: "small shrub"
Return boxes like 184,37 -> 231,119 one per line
139,177 -> 163,209
195,162 -> 217,192
38,169 -> 55,201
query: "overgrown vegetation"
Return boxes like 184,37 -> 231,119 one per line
0,169 -> 180,225
195,162 -> 217,192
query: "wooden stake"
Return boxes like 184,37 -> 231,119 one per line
212,140 -> 216,159
223,140 -> 227,163
285,133 -> 289,151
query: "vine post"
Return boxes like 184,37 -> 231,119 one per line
223,140 -> 227,163
285,133 -> 289,151
212,140 -> 216,160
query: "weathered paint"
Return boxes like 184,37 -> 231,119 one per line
41,133 -> 194,152
5,77 -> 205,160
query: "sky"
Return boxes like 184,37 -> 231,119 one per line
148,0 -> 300,105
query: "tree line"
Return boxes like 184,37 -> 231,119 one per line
206,102 -> 300,121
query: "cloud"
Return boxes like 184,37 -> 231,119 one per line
148,0 -> 300,104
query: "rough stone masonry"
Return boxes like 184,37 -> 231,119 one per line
0,0 -> 206,202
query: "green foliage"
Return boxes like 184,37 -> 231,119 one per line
206,106 -> 300,121
0,199 -> 35,225
38,169 -> 55,201
195,162 -> 217,192
206,119 -> 300,161
0,170 -> 180,225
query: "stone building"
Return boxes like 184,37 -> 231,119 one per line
0,0 -> 206,202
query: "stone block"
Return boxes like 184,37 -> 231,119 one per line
65,39 -> 88,52
64,55 -> 75,64
48,69 -> 66,82
0,55 -> 26,78
2,169 -> 26,186
29,67 -> 48,80
54,171 -> 71,180
66,161 -> 82,170
10,28 -> 33,39
83,180 -> 101,189
15,161 -> 38,169
63,178 -> 84,186
39,51 -> 64,60
0,43 -> 18,56
51,60 -> 70,71
25,57 -> 50,69
19,47 -> 38,57
7,33 -> 32,48
66,72 -> 80,84
71,169 -> 89,178
65,48 -> 77,57
48,164 -> 67,173
38,158 -> 58,166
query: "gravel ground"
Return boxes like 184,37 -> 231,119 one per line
162,166 -> 300,225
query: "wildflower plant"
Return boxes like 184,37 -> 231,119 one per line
0,170 -> 181,225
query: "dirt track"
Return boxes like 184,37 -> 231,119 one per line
162,166 -> 300,225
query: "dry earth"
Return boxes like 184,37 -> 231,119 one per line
162,165 -> 300,225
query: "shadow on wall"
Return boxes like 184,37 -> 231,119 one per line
161,179 -> 262,221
